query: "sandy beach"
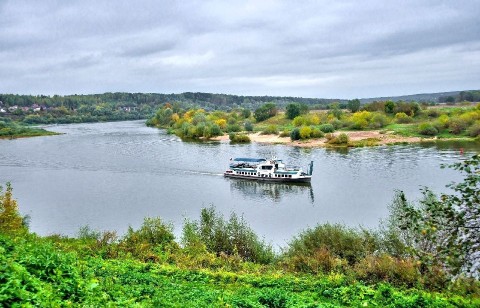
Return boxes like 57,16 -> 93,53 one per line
211,130 -> 429,147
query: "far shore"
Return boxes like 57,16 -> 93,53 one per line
211,130 -> 443,147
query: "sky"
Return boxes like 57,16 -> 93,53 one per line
0,0 -> 479,99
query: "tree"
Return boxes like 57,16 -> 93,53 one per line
384,101 -> 395,114
285,103 -> 301,119
347,99 -> 361,113
254,103 -> 277,122
0,183 -> 26,235
393,155 -> 480,278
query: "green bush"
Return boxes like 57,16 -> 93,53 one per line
448,117 -> 468,134
226,123 -> 241,133
395,112 -> 413,124
244,120 -> 253,132
229,134 -> 251,143
310,127 -> 324,138
299,126 -> 312,139
418,123 -> 438,136
319,123 -> 335,133
182,206 -> 274,264
327,133 -> 349,145
467,121 -> 480,137
261,125 -> 278,135
286,223 -> 379,265
369,113 -> 390,129
290,128 -> 301,141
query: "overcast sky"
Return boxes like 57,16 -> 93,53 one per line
0,0 -> 479,99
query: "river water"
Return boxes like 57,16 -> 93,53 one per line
0,121 -> 478,248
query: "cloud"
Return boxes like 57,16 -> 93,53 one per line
0,0 -> 479,98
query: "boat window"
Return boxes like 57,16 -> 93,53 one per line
261,166 -> 273,170
289,175 -> 292,178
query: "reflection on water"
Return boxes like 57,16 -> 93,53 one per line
229,179 -> 314,203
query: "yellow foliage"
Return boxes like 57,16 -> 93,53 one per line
0,183 -> 25,235
171,113 -> 180,123
215,119 -> 227,129
299,126 -> 312,139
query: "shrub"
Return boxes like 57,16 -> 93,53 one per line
329,118 -> 343,129
244,120 -> 253,132
286,223 -> 379,265
0,183 -> 26,235
226,123 -> 241,133
350,111 -> 372,129
310,127 -> 324,138
279,130 -> 290,137
229,133 -> 250,143
182,206 -> 274,264
395,112 -> 413,124
418,123 -> 438,136
261,125 -> 278,135
369,113 -> 390,129
434,114 -> 450,129
354,254 -> 420,287
467,121 -> 480,137
299,126 -> 312,139
319,124 -> 335,133
290,128 -> 301,141
327,133 -> 349,145
448,117 -> 468,134
292,116 -> 306,127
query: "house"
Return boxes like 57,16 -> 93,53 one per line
8,105 -> 18,111
0,108 -> 6,113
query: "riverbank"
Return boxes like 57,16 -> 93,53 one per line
212,130 -> 438,147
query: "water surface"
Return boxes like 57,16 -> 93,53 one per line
0,121 -> 477,247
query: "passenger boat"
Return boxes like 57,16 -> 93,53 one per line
224,157 -> 313,183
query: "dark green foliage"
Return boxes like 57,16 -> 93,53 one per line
226,123 -> 242,133
319,124 -> 335,133
286,223 -> 380,265
241,108 -> 251,118
290,128 -> 301,140
418,123 -> 438,136
244,120 -> 253,131
182,206 -> 274,264
254,103 -> 277,122
384,101 -> 395,114
285,103 -> 308,120
347,99 -> 361,113
229,133 -> 251,143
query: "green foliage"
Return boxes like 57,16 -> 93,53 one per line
290,128 -> 301,141
393,155 -> 480,278
467,121 -> 480,137
241,108 -> 251,118
299,126 -> 312,139
319,123 -> 335,133
229,133 -> 251,143
418,123 -> 438,136
285,103 -> 308,120
286,223 -> 380,266
0,183 -> 26,235
395,112 -> 413,123
261,125 -> 278,135
182,206 -> 274,264
347,99 -> 361,113
254,103 -> 277,122
327,133 -> 349,145
384,101 -> 395,114
244,120 -> 253,132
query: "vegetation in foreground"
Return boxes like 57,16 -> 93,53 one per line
1,157 -> 479,306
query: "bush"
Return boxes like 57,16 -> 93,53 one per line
244,120 -> 253,132
369,113 -> 390,129
395,112 -> 413,124
279,130 -> 290,137
319,124 -> 335,133
0,183 -> 27,235
327,133 -> 349,145
418,123 -> 438,136
299,126 -> 312,139
261,125 -> 278,135
226,123 -> 241,133
290,128 -> 301,141
182,206 -> 274,264
467,121 -> 480,137
286,223 -> 380,265
292,116 -> 306,127
310,127 -> 324,138
229,133 -> 250,143
448,117 -> 468,134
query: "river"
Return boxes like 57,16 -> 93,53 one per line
0,120 -> 478,248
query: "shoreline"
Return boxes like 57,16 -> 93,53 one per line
211,130 -> 473,148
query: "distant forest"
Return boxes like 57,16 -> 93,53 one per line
0,90 -> 478,125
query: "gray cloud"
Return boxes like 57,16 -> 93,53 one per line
0,0 -> 479,98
